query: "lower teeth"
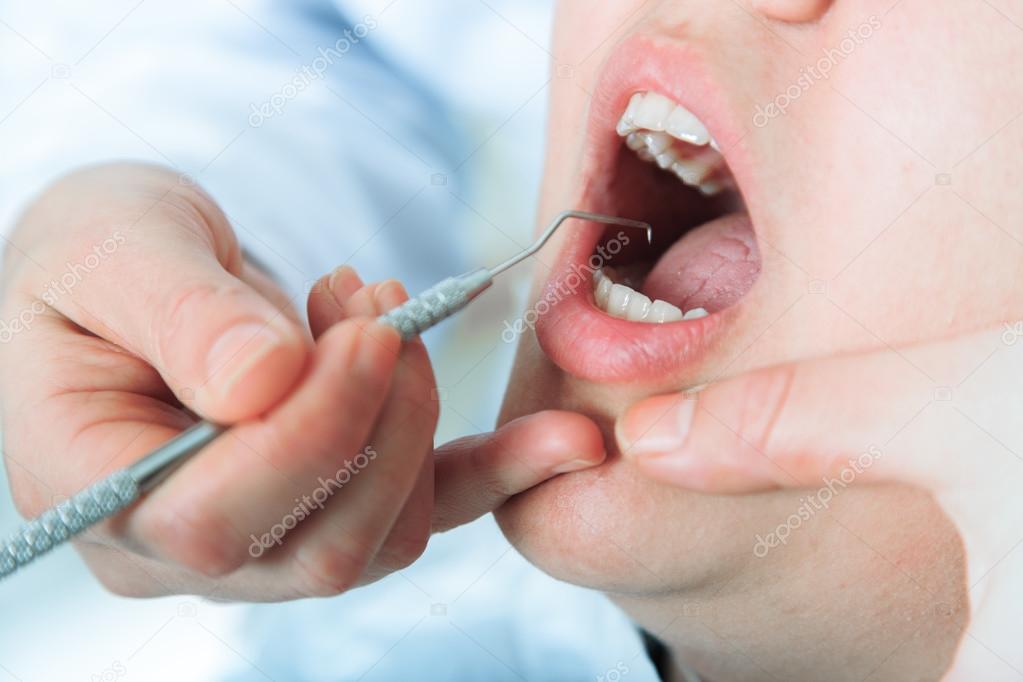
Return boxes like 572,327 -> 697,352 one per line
592,268 -> 707,323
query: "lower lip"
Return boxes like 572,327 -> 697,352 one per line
533,221 -> 723,384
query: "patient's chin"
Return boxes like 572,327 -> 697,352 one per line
494,453 -> 767,595
493,345 -> 784,595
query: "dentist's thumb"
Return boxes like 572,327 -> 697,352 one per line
614,356 -> 980,495
36,172 -> 311,423
138,248 -> 310,423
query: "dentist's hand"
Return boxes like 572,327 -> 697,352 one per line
615,327 -> 1023,677
0,163 -> 605,600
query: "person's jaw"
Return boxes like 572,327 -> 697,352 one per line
494,359 -> 966,680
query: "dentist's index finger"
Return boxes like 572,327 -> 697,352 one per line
431,411 -> 606,532
13,165 -> 309,423
615,327 -> 1019,494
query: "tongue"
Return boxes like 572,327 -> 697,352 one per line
641,212 -> 759,313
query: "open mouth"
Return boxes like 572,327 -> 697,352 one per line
533,37 -> 762,383
592,91 -> 759,324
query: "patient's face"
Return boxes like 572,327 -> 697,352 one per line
497,0 -> 1018,608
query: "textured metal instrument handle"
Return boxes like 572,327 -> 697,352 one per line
0,470 -> 139,578
378,269 -> 491,340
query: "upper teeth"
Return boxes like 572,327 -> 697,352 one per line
616,92 -> 728,196
593,268 -> 707,323
617,92 -> 710,145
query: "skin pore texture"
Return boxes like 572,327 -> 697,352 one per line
494,1 -> 1023,679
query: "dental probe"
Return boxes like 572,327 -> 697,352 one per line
0,209 -> 652,581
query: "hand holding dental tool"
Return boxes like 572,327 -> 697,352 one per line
0,210 -> 651,581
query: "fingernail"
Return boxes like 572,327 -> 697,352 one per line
327,265 -> 362,303
616,393 -> 696,458
207,322 -> 284,393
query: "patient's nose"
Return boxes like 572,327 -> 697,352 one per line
751,0 -> 832,22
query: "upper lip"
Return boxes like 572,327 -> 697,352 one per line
533,32 -> 759,385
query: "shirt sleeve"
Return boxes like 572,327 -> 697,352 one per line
0,0 -> 469,302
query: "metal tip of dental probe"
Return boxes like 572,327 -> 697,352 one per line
488,210 -> 653,278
